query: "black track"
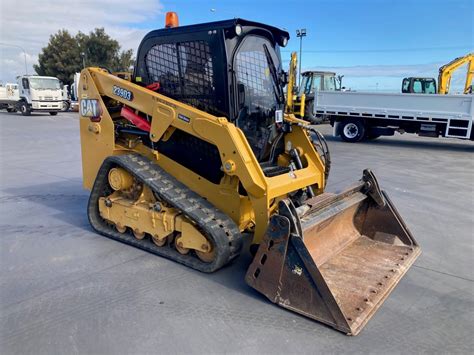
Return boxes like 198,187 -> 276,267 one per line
88,154 -> 243,273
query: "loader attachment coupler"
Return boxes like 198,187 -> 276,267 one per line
245,170 -> 420,335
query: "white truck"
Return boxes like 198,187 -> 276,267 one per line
312,91 -> 474,142
69,72 -> 81,111
0,83 -> 20,112
61,84 -> 70,111
12,75 -> 63,116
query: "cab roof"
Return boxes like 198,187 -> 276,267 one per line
302,71 -> 336,76
141,18 -> 290,42
17,75 -> 59,80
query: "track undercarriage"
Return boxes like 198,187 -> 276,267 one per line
88,154 -> 243,272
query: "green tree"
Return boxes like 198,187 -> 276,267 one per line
112,49 -> 135,72
34,30 -> 82,85
34,28 -> 134,86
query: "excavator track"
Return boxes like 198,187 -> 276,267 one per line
88,153 -> 243,273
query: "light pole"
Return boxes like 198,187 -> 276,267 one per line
296,29 -> 306,87
80,52 -> 86,68
0,42 -> 28,75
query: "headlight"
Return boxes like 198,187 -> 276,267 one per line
281,37 -> 288,47
235,25 -> 242,36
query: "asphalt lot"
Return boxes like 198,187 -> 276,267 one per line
0,110 -> 473,354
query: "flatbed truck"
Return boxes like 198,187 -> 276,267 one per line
312,91 -> 474,142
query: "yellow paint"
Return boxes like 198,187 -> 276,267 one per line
80,67 -> 325,244
438,53 -> 473,94
285,52 -> 306,118
175,217 -> 211,252
108,168 -> 134,191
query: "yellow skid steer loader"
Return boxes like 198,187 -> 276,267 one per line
78,14 -> 420,335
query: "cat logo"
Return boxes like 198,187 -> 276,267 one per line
80,99 -> 101,118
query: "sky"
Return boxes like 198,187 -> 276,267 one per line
0,0 -> 472,91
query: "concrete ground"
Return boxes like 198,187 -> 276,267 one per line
0,110 -> 473,354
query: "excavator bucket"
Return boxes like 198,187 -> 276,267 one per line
246,170 -> 420,335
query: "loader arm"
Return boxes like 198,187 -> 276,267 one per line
285,52 -> 305,118
438,52 -> 473,94
80,67 -> 325,243
285,52 -> 297,113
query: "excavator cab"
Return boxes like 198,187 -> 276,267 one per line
79,16 -> 420,336
402,77 -> 437,94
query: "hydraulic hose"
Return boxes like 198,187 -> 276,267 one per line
290,148 -> 315,198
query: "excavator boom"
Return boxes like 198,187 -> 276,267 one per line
438,53 -> 474,94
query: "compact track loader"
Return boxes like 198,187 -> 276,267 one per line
79,14 -> 420,335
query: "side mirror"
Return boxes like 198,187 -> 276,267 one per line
238,83 -> 246,109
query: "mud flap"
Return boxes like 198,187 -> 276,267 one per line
245,170 -> 421,335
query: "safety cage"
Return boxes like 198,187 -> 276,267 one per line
133,19 -> 289,121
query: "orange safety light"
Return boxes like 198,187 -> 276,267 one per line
165,12 -> 179,28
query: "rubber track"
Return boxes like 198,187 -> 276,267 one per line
87,154 -> 243,273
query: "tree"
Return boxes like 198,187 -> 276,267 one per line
34,30 -> 82,85
112,49 -> 135,72
34,28 -> 134,86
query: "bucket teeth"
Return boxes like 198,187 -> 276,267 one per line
246,171 -> 420,335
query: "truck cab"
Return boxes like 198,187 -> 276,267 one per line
17,75 -> 63,115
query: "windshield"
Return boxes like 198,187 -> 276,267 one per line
324,75 -> 336,91
299,75 -> 313,95
234,35 -> 283,160
300,74 -> 327,95
235,36 -> 282,114
29,78 -> 60,90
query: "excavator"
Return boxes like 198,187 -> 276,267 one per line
78,13 -> 420,335
402,53 -> 473,94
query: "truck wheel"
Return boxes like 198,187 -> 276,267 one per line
340,119 -> 366,142
19,102 -> 31,116
62,102 -> 70,112
49,112 -> 58,116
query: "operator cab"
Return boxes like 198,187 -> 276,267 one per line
133,18 -> 289,161
402,77 -> 437,94
299,71 -> 337,96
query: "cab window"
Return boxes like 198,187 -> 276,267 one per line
424,80 -> 436,94
413,79 -> 423,93
300,76 -> 313,95
402,78 -> 410,93
312,76 -> 322,92
323,76 -> 336,91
